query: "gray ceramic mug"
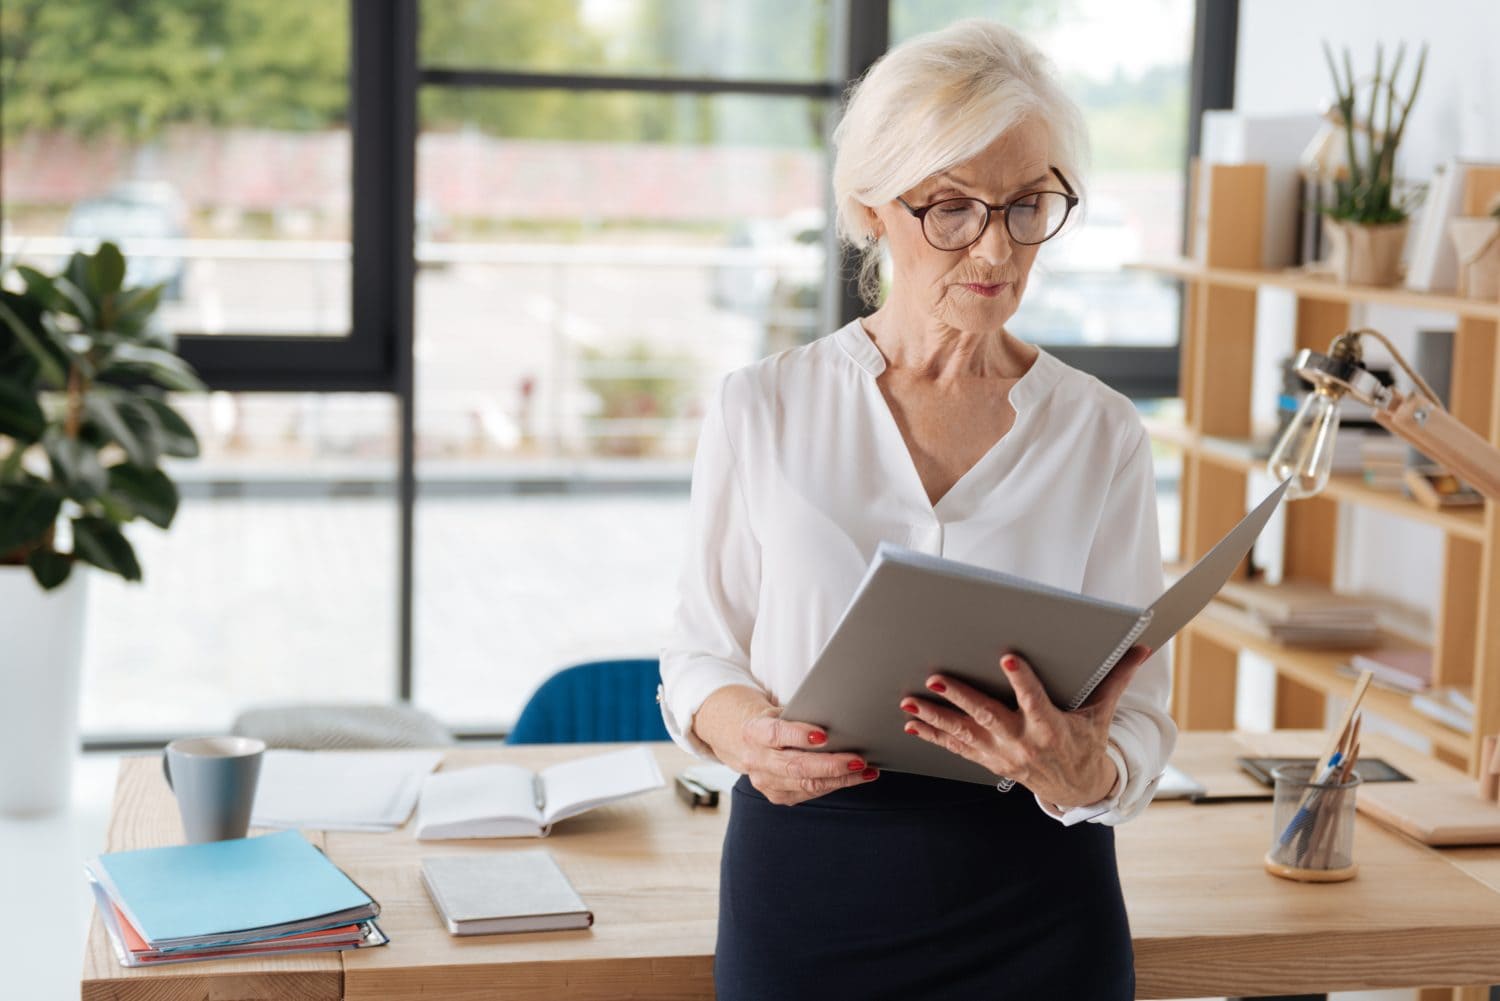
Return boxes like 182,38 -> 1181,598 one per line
161,736 -> 266,843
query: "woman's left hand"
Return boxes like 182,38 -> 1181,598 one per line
900,646 -> 1152,810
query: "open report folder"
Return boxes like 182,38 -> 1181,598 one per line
781,478 -> 1290,787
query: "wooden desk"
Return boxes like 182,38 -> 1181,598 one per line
82,734 -> 1500,1000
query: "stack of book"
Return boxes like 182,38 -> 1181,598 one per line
1338,649 -> 1433,694
85,829 -> 386,967
1212,578 -> 1381,648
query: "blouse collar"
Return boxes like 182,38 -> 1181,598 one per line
832,318 -> 1059,409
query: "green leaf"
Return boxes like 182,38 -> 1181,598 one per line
43,431 -> 107,499
50,274 -> 98,328
113,284 -> 164,334
0,296 -> 67,386
83,394 -> 149,467
0,482 -> 61,553
110,394 -> 165,467
15,266 -> 59,309
71,515 -> 141,581
91,243 -> 126,296
107,463 -> 178,529
0,377 -> 46,442
27,547 -> 73,590
101,343 -> 206,392
138,395 -> 200,458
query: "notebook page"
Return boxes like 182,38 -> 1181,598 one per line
540,746 -> 666,824
417,763 -> 542,832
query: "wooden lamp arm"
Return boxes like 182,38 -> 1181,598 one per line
1373,390 -> 1500,500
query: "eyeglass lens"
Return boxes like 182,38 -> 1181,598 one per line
924,192 -> 1070,249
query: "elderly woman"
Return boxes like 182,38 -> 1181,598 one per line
659,18 -> 1174,1001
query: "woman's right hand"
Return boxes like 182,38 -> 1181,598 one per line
693,686 -> 878,806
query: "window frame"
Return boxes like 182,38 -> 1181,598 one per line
0,0 -> 1234,747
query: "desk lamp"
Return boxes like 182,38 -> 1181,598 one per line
1267,328 -> 1500,500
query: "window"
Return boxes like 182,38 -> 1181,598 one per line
1,1 -> 1223,743
411,4 -> 837,725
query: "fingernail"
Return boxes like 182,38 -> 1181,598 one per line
808,731 -> 827,745
1001,655 -> 1019,671
861,768 -> 879,781
904,725 -> 919,736
900,702 -> 919,714
847,759 -> 866,771
927,680 -> 947,693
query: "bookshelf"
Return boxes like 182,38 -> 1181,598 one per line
1136,160 -> 1500,773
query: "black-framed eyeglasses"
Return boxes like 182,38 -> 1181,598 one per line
896,166 -> 1079,251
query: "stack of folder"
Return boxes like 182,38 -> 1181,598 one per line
84,830 -> 386,967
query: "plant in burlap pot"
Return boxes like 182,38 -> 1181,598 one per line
1446,195 -> 1500,301
0,243 -> 203,815
1320,41 -> 1427,286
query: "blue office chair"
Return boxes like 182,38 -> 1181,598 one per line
507,658 -> 670,744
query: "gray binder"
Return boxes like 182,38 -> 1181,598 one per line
780,479 -> 1289,788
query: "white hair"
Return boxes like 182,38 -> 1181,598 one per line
832,19 -> 1090,304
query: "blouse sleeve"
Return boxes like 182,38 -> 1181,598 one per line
1040,424 -> 1177,826
657,373 -> 766,759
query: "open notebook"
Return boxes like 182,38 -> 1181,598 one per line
414,745 -> 665,839
781,479 -> 1289,788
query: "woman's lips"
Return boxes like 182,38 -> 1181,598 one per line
962,282 -> 1009,298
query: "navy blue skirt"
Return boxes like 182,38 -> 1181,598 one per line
715,770 -> 1134,1000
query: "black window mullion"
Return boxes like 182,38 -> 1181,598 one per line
177,0 -> 402,393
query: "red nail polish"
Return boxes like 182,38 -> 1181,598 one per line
847,759 -> 866,771
861,768 -> 879,781
901,702 -> 919,714
928,680 -> 947,693
808,731 -> 827,745
1001,656 -> 1018,671
904,726 -> 919,736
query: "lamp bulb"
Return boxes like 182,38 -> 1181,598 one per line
1267,388 -> 1341,499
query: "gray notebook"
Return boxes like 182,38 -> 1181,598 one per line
420,850 -> 594,936
781,479 -> 1289,788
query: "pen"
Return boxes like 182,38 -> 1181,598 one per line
1277,751 -> 1343,850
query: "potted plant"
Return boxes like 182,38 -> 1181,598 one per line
1320,40 -> 1427,286
0,242 -> 203,815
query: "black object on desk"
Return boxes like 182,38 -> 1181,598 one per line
1237,756 -> 1413,787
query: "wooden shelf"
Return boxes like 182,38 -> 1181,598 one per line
1128,257 -> 1500,321
1189,606 -> 1470,760
1146,418 -> 1488,541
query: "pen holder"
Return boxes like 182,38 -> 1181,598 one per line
1263,763 -> 1362,883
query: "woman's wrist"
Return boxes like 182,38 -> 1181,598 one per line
691,685 -> 774,770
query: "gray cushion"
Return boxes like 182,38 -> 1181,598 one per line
231,703 -> 457,750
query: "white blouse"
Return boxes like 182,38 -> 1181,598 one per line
658,319 -> 1175,825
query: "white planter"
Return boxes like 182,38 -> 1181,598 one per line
0,565 -> 88,816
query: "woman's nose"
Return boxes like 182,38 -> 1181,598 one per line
967,212 -> 1014,268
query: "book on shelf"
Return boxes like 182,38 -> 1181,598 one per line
1406,159 -> 1500,293
1404,466 -> 1485,509
1410,687 -> 1476,735
83,829 -> 385,967
420,849 -> 594,936
1212,577 -> 1381,647
414,745 -> 665,840
1337,649 -> 1433,694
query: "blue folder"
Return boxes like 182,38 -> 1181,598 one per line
89,829 -> 375,947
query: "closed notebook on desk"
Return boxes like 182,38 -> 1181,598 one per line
420,850 -> 594,935
782,479 -> 1288,788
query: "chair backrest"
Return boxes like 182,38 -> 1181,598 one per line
507,658 -> 670,744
